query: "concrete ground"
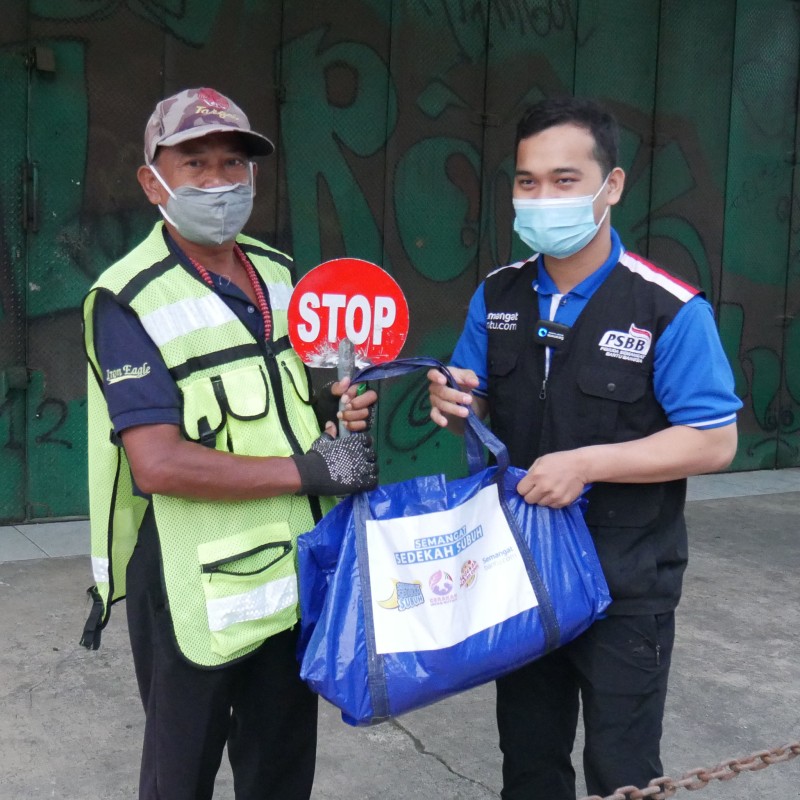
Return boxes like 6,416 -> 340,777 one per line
1,469 -> 799,800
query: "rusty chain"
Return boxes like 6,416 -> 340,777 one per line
578,740 -> 800,800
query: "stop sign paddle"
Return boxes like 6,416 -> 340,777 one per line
288,258 -> 409,367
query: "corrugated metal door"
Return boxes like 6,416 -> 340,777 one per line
0,45 -> 29,522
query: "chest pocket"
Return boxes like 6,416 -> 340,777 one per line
574,364 -> 648,443
181,363 -> 271,454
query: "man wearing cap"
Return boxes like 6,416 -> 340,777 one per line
81,87 -> 378,799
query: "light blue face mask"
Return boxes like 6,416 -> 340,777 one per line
513,174 -> 610,258
150,164 -> 254,246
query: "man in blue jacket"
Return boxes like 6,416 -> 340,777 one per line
428,96 -> 741,799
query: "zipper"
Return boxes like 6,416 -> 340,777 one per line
202,540 -> 292,576
260,340 -> 323,523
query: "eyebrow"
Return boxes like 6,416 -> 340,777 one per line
177,140 -> 248,156
515,166 -> 584,177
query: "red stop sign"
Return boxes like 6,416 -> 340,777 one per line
287,258 -> 409,367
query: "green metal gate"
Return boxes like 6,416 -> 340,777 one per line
0,0 -> 798,523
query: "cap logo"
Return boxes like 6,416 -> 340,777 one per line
197,88 -> 230,111
193,105 -> 240,124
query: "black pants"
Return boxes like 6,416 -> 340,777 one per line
496,612 -> 675,800
126,508 -> 318,800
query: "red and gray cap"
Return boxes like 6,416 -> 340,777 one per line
143,87 -> 274,164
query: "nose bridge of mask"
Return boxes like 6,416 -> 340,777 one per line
150,163 -> 254,198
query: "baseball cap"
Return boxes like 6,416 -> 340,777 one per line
143,87 -> 274,164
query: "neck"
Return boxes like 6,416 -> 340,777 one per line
166,223 -> 239,274
542,221 -> 614,294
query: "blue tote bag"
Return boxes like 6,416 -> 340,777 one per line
297,358 -> 610,726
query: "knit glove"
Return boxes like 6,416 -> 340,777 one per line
292,432 -> 378,496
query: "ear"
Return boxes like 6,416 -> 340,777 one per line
137,165 -> 165,207
605,167 -> 626,206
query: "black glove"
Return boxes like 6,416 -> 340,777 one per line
311,381 -> 340,431
292,432 -> 378,496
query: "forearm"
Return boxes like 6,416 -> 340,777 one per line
121,424 -> 302,500
577,423 -> 738,485
518,423 -> 738,507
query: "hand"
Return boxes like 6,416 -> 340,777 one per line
427,366 -> 480,427
516,450 -> 589,508
291,431 -> 378,496
330,377 -> 378,432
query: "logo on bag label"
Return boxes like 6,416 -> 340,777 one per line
598,324 -> 652,363
460,560 -> 479,588
393,525 -> 484,565
428,570 -> 457,606
482,546 -> 514,570
378,580 -> 424,612
366,484 -> 539,654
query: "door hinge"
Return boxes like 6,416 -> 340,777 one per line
26,46 -> 56,73
0,367 -> 29,401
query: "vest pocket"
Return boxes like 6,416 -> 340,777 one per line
181,364 -> 271,453
197,522 -> 297,658
577,364 -> 647,403
277,351 -> 322,445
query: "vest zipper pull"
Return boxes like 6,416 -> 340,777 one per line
539,378 -> 547,400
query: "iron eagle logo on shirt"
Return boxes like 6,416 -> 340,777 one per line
598,324 -> 653,363
105,362 -> 152,385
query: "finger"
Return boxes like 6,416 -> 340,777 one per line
430,398 -> 471,419
427,368 -> 447,385
348,389 -> 378,409
339,407 -> 370,422
324,421 -> 337,437
429,405 -> 451,428
431,384 -> 473,408
331,377 -> 351,397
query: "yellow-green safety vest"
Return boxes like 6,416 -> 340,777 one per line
83,223 -> 335,667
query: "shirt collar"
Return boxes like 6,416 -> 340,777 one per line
533,228 -> 623,298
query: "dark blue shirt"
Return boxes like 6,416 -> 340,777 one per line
94,266 -> 267,434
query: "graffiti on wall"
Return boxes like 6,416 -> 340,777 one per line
0,0 -> 797,521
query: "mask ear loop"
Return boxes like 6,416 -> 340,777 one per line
249,161 -> 255,199
591,172 -> 612,227
591,172 -> 611,202
149,165 -> 179,228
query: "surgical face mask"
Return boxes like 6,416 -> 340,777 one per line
149,164 -> 254,246
513,174 -> 610,259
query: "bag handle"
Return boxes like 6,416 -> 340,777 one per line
351,356 -> 509,475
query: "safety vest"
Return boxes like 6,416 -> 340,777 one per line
483,252 -> 700,615
83,223 -> 334,667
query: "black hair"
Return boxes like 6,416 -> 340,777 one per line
515,96 -> 619,176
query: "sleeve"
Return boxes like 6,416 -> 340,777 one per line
653,296 -> 743,429
450,284 -> 489,395
93,292 -> 182,433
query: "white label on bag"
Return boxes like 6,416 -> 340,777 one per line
366,483 -> 538,655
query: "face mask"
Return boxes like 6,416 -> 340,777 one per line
513,174 -> 610,258
149,164 -> 254,246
